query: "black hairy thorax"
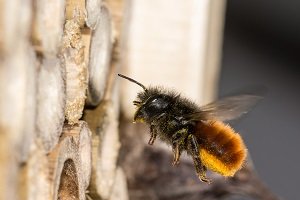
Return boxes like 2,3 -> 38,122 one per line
135,87 -> 200,145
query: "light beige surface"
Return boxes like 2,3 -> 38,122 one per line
120,0 -> 226,118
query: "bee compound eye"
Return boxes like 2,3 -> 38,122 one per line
148,97 -> 169,110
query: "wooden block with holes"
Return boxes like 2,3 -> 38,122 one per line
0,0 -> 126,199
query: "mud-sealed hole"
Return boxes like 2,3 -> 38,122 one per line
58,159 -> 79,200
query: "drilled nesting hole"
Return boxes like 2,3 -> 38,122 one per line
58,159 -> 79,200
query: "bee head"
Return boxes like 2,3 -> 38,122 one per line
133,94 -> 171,123
118,74 -> 171,123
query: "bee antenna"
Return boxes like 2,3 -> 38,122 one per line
118,74 -> 148,92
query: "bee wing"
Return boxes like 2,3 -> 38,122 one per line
187,95 -> 262,122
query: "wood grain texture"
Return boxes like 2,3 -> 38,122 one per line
36,58 -> 66,152
84,65 -> 121,199
1,0 -> 126,199
86,4 -> 113,106
85,0 -> 102,29
61,19 -> 88,125
65,0 -> 86,27
48,121 -> 92,200
32,0 -> 65,57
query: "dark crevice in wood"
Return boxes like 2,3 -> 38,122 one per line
58,159 -> 79,200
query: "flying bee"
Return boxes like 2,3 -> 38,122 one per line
118,74 -> 262,183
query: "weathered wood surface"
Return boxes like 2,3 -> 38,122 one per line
32,0 -> 65,57
86,4 -> 113,106
61,18 -> 88,125
0,0 -> 125,199
84,60 -> 121,199
48,121 -> 92,200
36,58 -> 66,152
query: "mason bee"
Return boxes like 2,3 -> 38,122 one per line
118,74 -> 261,183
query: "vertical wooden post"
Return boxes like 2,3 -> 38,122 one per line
120,0 -> 226,119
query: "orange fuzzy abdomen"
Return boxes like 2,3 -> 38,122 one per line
195,121 -> 247,176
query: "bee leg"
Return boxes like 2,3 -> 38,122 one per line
172,143 -> 181,166
133,100 -> 141,105
171,129 -> 188,165
187,134 -> 211,184
148,125 -> 157,145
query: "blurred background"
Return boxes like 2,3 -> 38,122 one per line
120,0 -> 300,199
220,0 -> 300,199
